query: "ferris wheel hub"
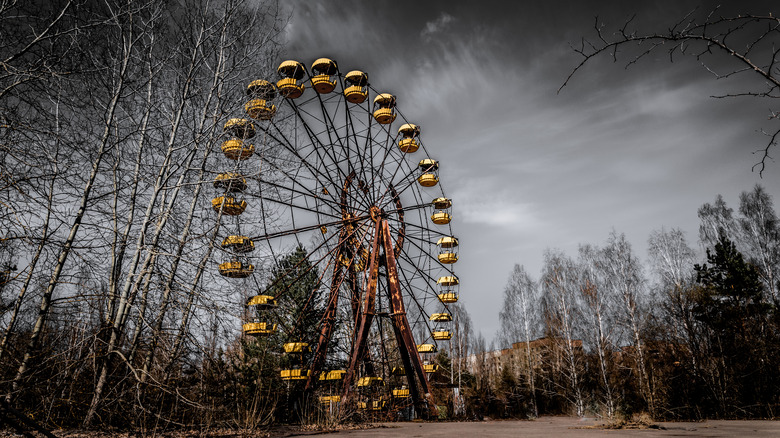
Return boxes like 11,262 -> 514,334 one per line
369,206 -> 383,223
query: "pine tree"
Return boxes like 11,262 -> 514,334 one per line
693,231 -> 775,415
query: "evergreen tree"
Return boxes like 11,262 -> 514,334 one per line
266,245 -> 324,347
693,232 -> 776,415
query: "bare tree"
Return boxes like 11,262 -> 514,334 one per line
498,264 -> 540,417
737,185 -> 780,302
648,227 -> 699,357
698,195 -> 737,248
578,244 -> 617,419
560,6 -> 780,174
540,249 -> 585,417
7,0 -> 142,402
601,231 -> 653,414
1,0 -> 287,428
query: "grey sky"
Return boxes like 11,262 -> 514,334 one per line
281,0 -> 780,340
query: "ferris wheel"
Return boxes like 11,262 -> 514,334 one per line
211,58 -> 460,417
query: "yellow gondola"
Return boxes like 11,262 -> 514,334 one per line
430,313 -> 452,323
398,123 -> 420,153
218,261 -> 254,278
392,388 -> 410,398
222,235 -> 254,253
213,173 -> 247,193
438,274 -> 460,304
437,236 -> 459,264
418,159 -> 439,187
344,70 -> 368,103
246,294 -> 276,308
211,196 -> 247,215
423,364 -> 439,373
358,400 -> 385,410
432,330 -> 452,340
372,93 -> 396,124
357,376 -> 384,387
280,369 -> 309,380
223,118 -> 256,139
431,197 -> 452,224
319,395 -> 341,404
283,342 -> 310,354
245,98 -> 276,120
221,138 -> 255,160
277,60 -> 306,98
311,58 -> 338,94
243,322 -> 277,336
319,370 -> 347,380
438,292 -> 459,303
417,344 -> 437,353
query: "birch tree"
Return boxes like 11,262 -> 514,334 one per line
1,0 -> 286,427
648,227 -> 699,367
578,244 -> 617,418
497,264 -> 540,417
540,249 -> 585,417
737,185 -> 780,303
601,231 -> 653,414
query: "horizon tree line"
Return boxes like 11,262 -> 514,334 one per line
473,184 -> 780,420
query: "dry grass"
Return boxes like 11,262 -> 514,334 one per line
595,412 -> 663,430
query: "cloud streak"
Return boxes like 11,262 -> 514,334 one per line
282,0 -> 780,339
421,12 -> 455,40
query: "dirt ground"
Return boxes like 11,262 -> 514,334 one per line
298,416 -> 780,437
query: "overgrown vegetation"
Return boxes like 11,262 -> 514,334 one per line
2,0 -> 780,431
475,185 -> 780,421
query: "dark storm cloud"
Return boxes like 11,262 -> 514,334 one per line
282,0 -> 780,338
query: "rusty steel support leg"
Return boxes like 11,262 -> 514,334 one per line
341,221 -> 382,401
350,267 -> 361,328
380,219 -> 435,417
385,278 -> 424,412
305,255 -> 344,392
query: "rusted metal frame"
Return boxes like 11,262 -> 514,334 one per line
247,185 -> 343,221
256,122 -> 343,208
312,82 -> 356,183
384,273 -> 424,413
391,221 -> 456,273
370,122 -> 400,206
348,263 -> 360,327
380,219 -> 435,412
372,144 -> 415,212
340,171 -> 364,326
395,219 -> 452,238
251,144 -> 347,212
252,170 -> 348,213
285,99 -> 358,197
249,215 -> 367,243
389,186 -> 405,256
304,240 -> 345,392
394,246 -> 449,337
339,76 -> 375,207
342,219 -> 382,401
304,201 -> 374,391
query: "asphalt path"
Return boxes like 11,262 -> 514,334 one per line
302,417 -> 780,437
